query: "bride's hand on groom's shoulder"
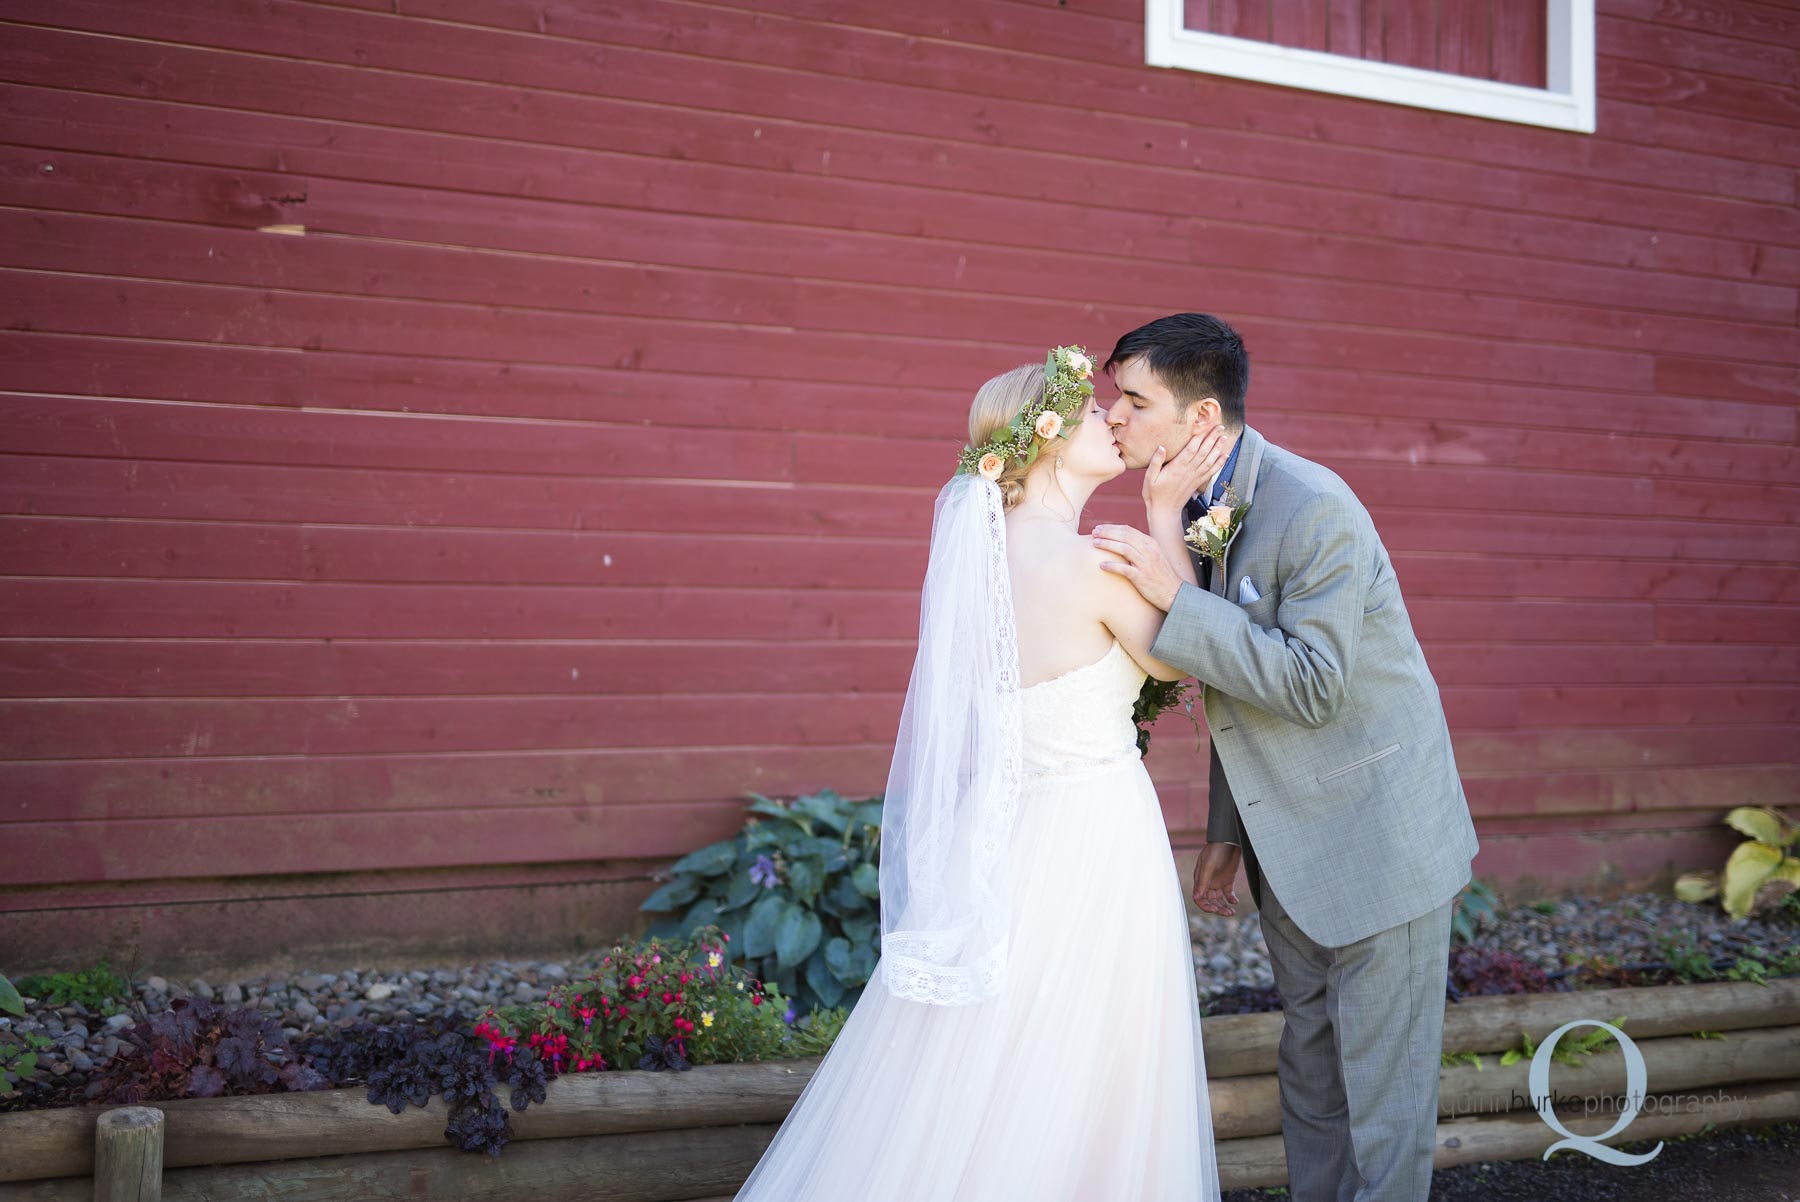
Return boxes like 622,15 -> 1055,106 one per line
1142,427 -> 1232,518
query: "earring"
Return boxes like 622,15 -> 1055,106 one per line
1055,454 -> 1063,468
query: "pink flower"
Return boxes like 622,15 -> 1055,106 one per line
978,452 -> 1005,480
1034,411 -> 1062,439
1207,503 -> 1233,529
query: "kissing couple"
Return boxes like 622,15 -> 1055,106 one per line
730,313 -> 1481,1202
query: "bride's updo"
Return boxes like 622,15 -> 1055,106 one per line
967,362 -> 1046,512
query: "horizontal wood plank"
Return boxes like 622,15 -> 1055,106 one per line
0,0 -> 1792,907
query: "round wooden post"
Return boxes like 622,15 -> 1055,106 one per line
93,1106 -> 164,1202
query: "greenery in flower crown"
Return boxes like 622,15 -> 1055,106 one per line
956,345 -> 1097,479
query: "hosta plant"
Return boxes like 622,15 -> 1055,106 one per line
639,790 -> 883,1015
1674,807 -> 1800,919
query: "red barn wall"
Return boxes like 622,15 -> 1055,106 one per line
1,0 -> 1795,970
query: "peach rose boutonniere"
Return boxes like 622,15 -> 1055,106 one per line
1182,483 -> 1249,564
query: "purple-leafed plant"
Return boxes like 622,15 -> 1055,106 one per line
88,996 -> 328,1103
1446,945 -> 1552,1000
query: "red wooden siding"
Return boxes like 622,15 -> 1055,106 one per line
1184,0 -> 1548,86
0,0 -> 1795,966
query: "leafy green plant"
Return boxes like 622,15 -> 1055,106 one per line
1451,878 -> 1500,944
1,1026 -> 53,1098
640,790 -> 883,1016
1546,1016 -> 1627,1066
0,973 -> 23,1019
481,925 -> 843,1077
1674,806 -> 1800,918
1498,1028 -> 1537,1067
12,961 -> 132,1016
1528,899 -> 1559,915
1132,678 -> 1200,756
1440,1050 -> 1483,1071
1726,956 -> 1772,986
1497,1016 -> 1628,1068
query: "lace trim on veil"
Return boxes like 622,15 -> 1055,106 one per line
878,477 -> 1025,1006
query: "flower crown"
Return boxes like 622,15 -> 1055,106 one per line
957,345 -> 1096,480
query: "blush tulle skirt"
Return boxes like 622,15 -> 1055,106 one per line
729,759 -> 1222,1202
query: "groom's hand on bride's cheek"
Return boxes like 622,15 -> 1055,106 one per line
1092,524 -> 1180,610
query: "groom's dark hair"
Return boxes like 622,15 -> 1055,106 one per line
1105,313 -> 1249,427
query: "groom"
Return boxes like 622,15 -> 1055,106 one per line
1092,313 -> 1479,1202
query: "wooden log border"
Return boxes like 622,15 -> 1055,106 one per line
3,978 -> 1796,1198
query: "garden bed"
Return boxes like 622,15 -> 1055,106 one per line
4,977 -> 1796,1199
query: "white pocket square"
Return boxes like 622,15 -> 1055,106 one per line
1237,575 -> 1262,603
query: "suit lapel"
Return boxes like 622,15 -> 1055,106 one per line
1212,425 -> 1266,599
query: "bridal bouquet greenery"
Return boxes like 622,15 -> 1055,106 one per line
1133,677 -> 1201,755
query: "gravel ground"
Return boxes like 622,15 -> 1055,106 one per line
5,890 -> 1794,1118
1188,888 -> 1800,1003
1222,1122 -> 1800,1201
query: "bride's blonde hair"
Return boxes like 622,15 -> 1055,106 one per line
966,362 -> 1046,512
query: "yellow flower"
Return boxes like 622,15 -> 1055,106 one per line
978,452 -> 1006,480
707,951 -> 722,968
701,1010 -> 715,1028
1034,411 -> 1063,439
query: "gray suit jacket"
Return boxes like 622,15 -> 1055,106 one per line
1151,425 -> 1480,948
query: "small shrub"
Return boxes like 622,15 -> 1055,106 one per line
12,961 -> 132,1017
1673,806 -> 1800,918
88,996 -> 329,1103
1450,878 -> 1500,944
300,1012 -> 543,1157
479,924 -> 836,1077
640,790 -> 883,1016
1446,945 -> 1551,1000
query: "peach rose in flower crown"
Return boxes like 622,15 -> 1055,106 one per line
1034,411 -> 1063,439
978,452 -> 1006,480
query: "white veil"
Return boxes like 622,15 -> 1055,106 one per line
877,472 -> 1024,1006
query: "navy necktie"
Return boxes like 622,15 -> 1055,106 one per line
1183,493 -> 1213,590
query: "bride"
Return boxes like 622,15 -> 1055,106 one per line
731,347 -> 1229,1201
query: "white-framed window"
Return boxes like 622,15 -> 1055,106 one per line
1145,1 -> 1595,133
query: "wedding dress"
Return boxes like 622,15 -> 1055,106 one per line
730,637 -> 1221,1201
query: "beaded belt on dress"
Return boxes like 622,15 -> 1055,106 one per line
1021,746 -> 1142,784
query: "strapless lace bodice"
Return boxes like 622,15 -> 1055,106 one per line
1018,639 -> 1146,783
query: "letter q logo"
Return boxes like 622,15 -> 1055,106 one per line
1528,1019 -> 1663,1165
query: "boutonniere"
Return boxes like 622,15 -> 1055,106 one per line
1183,484 -> 1250,563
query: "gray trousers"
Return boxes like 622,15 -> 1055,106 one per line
1241,823 -> 1452,1201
